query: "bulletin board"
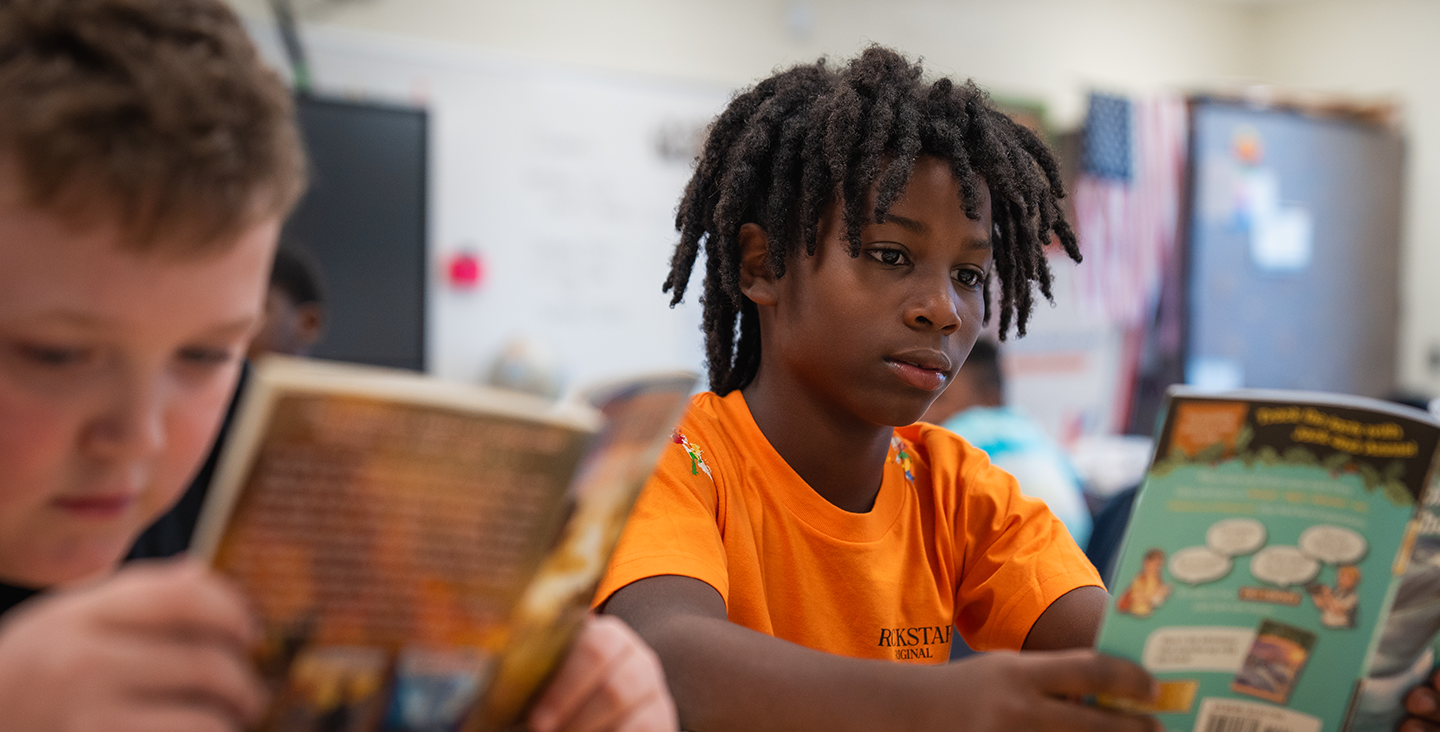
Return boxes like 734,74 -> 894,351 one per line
1187,101 -> 1404,398
285,96 -> 428,371
246,21 -> 728,389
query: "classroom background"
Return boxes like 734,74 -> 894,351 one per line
223,0 -> 1439,503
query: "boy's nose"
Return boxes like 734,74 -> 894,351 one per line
82,374 -> 167,460
905,279 -> 962,335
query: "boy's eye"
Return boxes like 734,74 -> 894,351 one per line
177,346 -> 237,367
15,343 -> 90,367
868,248 -> 910,266
952,269 -> 984,289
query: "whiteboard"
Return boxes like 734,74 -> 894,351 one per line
245,21 -> 728,389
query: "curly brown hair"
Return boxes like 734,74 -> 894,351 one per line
0,0 -> 306,251
664,47 -> 1080,395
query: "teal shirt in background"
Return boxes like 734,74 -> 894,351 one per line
941,406 -> 1093,548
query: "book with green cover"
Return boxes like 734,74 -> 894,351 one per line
1095,387 -> 1440,732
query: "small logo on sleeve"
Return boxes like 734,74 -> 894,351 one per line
672,430 -> 712,479
877,624 -> 952,660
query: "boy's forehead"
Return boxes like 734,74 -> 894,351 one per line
863,159 -> 992,221
0,181 -> 277,327
0,160 -> 262,263
861,160 -> 993,234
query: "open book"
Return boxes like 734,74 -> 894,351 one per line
1095,387 -> 1440,732
190,356 -> 696,732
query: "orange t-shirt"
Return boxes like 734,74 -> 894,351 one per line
593,390 -> 1102,662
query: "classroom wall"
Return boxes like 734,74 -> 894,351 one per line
227,0 -> 1439,399
229,0 -> 1260,127
237,22 -> 731,388
1250,0 -> 1440,396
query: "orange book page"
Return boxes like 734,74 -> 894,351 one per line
210,392 -> 589,731
473,374 -> 695,731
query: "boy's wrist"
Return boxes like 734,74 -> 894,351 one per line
876,662 -> 947,731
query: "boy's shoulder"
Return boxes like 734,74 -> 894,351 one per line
661,391 -> 753,479
895,421 -> 993,474
894,421 -> 1026,507
672,390 -> 754,450
679,390 -> 732,426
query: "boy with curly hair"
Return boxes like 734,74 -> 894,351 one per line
0,3 -> 673,729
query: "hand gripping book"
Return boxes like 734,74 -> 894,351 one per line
189,356 -> 696,732
1094,387 -> 1440,732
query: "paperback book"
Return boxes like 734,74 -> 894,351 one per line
1095,388 -> 1440,732
190,356 -> 696,732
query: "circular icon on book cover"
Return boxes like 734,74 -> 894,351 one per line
1251,546 -> 1320,587
1170,546 -> 1233,585
1207,518 -> 1268,557
1299,525 -> 1368,565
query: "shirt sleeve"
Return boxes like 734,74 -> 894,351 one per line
951,445 -> 1103,651
591,431 -> 731,609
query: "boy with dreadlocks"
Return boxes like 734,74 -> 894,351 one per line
595,47 -> 1160,731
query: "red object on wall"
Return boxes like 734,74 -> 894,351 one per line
446,251 -> 483,290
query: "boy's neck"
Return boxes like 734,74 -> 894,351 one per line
741,376 -> 894,514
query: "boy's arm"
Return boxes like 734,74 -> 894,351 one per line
605,575 -> 1159,732
1021,585 -> 1108,650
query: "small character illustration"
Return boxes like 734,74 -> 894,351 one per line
274,646 -> 389,732
672,430 -> 713,479
1116,548 -> 1173,618
1306,564 -> 1360,629
891,436 -> 915,484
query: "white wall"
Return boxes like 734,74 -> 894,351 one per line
227,0 -> 1259,407
228,0 -> 1440,400
230,0 -> 1259,126
239,23 -> 729,388
1251,0 -> 1440,395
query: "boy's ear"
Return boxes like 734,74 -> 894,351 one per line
737,223 -> 779,306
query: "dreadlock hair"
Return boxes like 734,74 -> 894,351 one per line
663,46 -> 1080,395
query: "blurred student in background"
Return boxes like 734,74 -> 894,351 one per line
920,338 -> 1092,546
248,242 -> 326,360
0,2 -> 675,730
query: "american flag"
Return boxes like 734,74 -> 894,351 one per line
1073,93 -> 1188,328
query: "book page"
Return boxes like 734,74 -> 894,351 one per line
1096,391 -> 1440,731
206,387 -> 591,732
471,372 -> 696,731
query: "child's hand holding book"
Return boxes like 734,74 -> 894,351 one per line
0,559 -> 267,731
933,649 -> 1161,732
1404,669 -> 1440,732
528,615 -> 677,732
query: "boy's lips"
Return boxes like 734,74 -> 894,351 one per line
884,350 -> 953,391
52,493 -> 137,519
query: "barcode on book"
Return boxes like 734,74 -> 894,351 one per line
1194,698 -> 1321,732
1202,716 -> 1293,732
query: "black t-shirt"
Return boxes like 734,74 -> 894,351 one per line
0,583 -> 39,618
127,363 -> 249,561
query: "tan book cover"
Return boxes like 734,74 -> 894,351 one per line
190,356 -> 695,732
